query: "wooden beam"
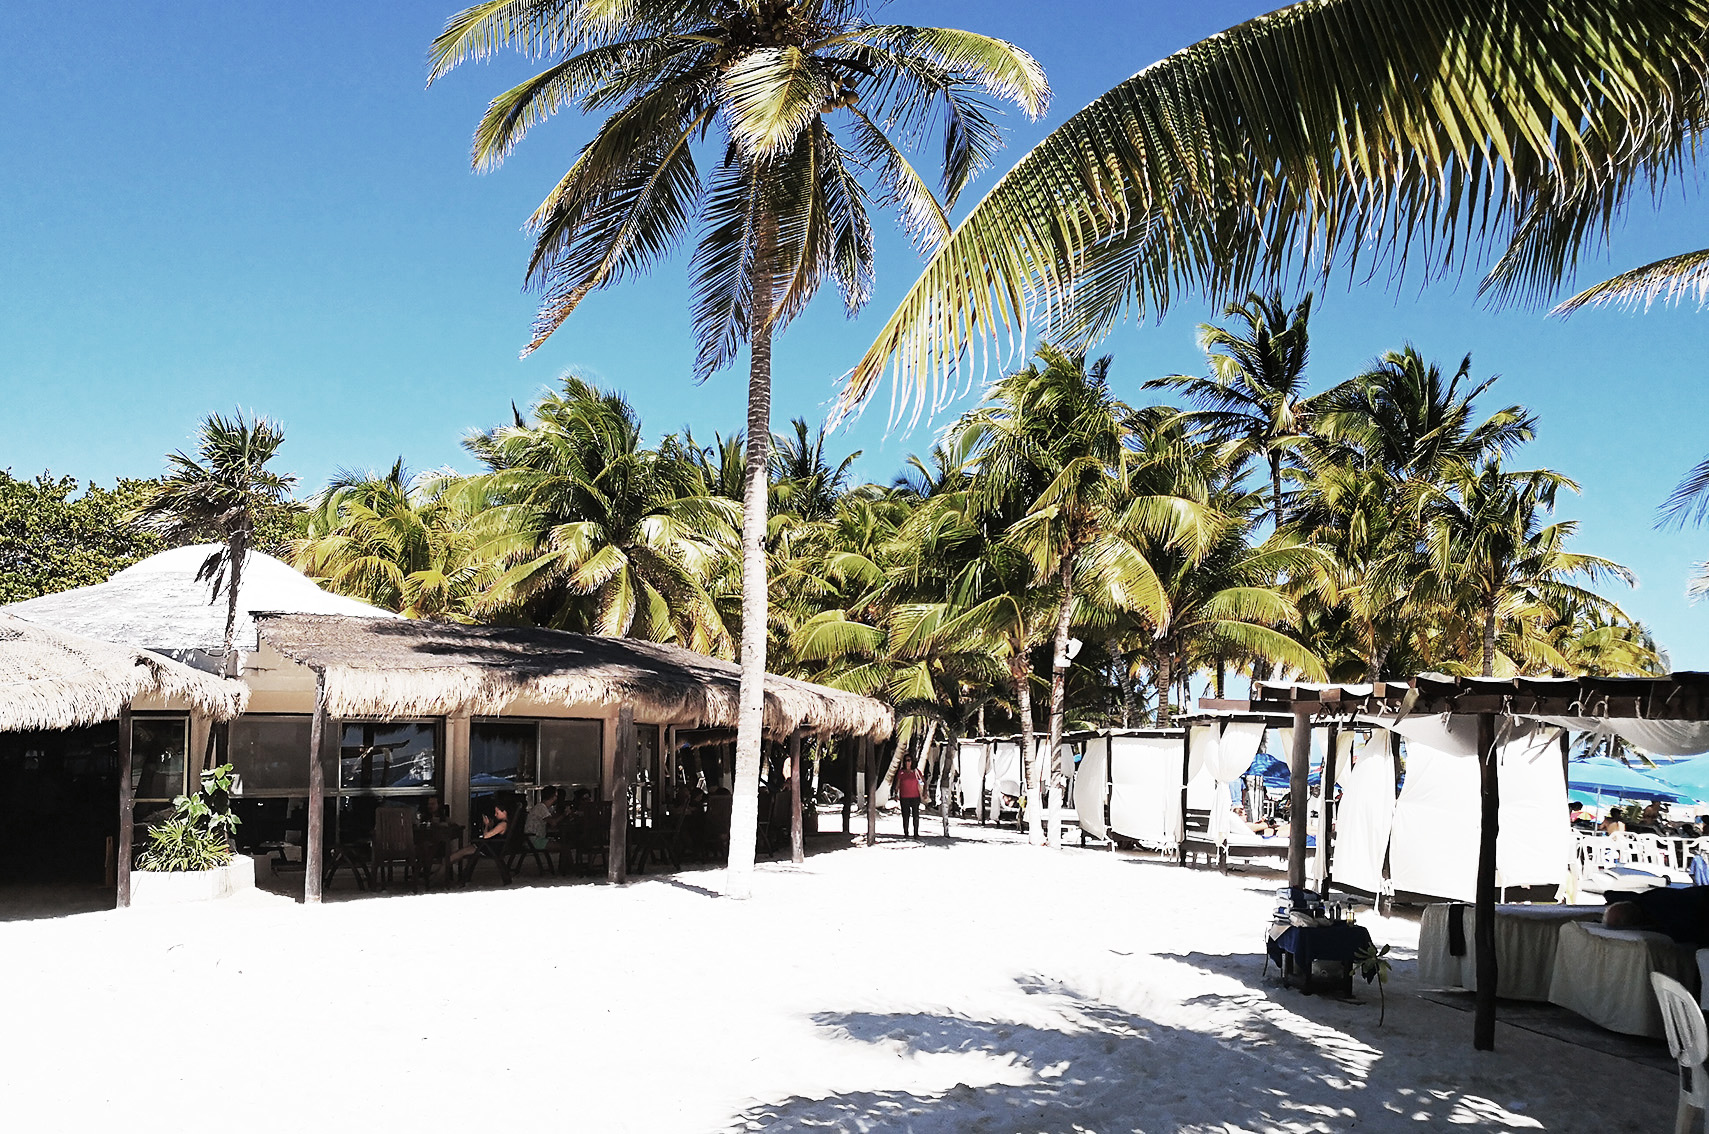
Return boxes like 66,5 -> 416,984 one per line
1474,711 -> 1500,1050
305,671 -> 328,905
608,704 -> 634,885
116,703 -> 134,909
863,737 -> 876,846
1287,709 -> 1311,892
842,737 -> 853,834
789,730 -> 804,865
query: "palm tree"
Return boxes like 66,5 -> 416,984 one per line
838,0 -> 1709,416
290,461 -> 492,620
1146,291 -> 1316,531
770,418 -> 860,523
957,346 -> 1195,841
131,411 -> 297,659
464,377 -> 739,654
430,0 -> 1046,896
1420,462 -> 1633,676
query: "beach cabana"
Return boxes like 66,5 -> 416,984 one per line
0,612 -> 245,903
1203,675 -> 1709,1051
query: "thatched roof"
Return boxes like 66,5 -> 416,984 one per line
2,544 -> 395,666
0,613 -> 248,731
255,614 -> 893,741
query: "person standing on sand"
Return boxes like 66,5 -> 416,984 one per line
897,756 -> 924,838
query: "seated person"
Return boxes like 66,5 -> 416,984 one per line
1640,800 -> 1663,827
418,795 -> 449,825
1602,901 -> 1649,929
1601,810 -> 1626,834
1249,815 -> 1289,838
527,787 -> 560,848
449,799 -> 512,880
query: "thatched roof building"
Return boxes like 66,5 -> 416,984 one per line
256,614 -> 892,741
2,544 -> 393,667
0,613 -> 246,732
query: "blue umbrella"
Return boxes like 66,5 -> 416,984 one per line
1649,755 -> 1709,802
1245,752 -> 1292,792
1568,756 -> 1698,804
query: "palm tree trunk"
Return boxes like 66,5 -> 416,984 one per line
938,722 -> 958,838
222,529 -> 247,662
1482,603 -> 1498,678
1012,655 -> 1042,844
724,208 -> 775,900
1045,556 -> 1076,849
1156,651 -> 1174,728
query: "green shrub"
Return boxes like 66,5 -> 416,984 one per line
136,764 -> 243,872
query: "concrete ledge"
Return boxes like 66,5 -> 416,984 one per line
130,855 -> 259,907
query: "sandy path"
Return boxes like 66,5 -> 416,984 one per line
0,818 -> 1665,1132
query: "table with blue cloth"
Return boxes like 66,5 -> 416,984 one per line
1266,922 -> 1374,994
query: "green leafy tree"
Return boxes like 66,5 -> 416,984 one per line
430,0 -> 1047,896
0,474 -> 167,603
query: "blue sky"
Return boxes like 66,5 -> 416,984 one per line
3,1 -> 1705,666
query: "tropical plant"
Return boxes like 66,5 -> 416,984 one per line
290,460 -> 494,620
1418,462 -> 1633,676
135,764 -> 242,873
430,0 -> 1047,897
839,0 -> 1709,417
463,377 -> 738,652
1355,941 -> 1392,1025
1146,291 -> 1317,531
130,412 -> 298,657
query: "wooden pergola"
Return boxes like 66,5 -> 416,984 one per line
1202,673 -> 1709,1050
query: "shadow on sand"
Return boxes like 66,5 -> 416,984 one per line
722,958 -> 1658,1133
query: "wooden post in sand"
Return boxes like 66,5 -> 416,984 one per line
1286,708 -> 1311,892
1316,723 -> 1340,893
1473,711 -> 1500,1050
305,671 -> 328,904
862,737 -> 877,846
789,730 -> 804,864
1177,727 -> 1191,866
609,705 -> 634,885
116,703 -> 134,908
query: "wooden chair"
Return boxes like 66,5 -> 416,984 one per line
505,805 -> 555,878
563,804 -> 611,876
370,805 -> 417,890
459,810 -> 518,887
705,793 -> 734,861
1651,972 -> 1709,1133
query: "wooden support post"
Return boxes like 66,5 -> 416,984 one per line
864,737 -> 877,846
842,738 -> 853,834
305,671 -> 328,904
1474,711 -> 1500,1051
1317,723 -> 1340,893
1287,709 -> 1312,892
1177,727 -> 1191,866
116,703 -> 134,909
789,731 -> 804,864
609,705 -> 634,885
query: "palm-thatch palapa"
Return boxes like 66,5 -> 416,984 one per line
0,613 -> 247,733
254,614 -> 892,742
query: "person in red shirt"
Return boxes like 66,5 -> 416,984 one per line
896,755 -> 925,838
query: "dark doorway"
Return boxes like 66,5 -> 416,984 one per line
0,723 -> 120,883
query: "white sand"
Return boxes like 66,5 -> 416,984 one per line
0,817 -> 1671,1132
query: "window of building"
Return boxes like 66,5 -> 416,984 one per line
131,714 -> 189,802
337,720 -> 439,795
470,720 -> 537,791
227,715 -> 314,796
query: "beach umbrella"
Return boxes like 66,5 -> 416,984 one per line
1648,755 -> 1709,802
1567,756 -> 1697,804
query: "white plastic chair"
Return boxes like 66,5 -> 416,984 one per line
1650,972 -> 1709,1134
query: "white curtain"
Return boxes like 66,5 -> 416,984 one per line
1108,734 -> 1183,849
989,741 -> 1022,797
1186,724 -> 1217,810
1206,722 -> 1267,845
1613,720 -> 1709,758
1075,736 -> 1109,839
1497,727 -> 1569,888
956,740 -> 988,811
1334,737 -> 1395,894
1389,739 -> 1481,901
